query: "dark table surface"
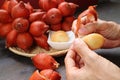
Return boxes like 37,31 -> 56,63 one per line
0,1 -> 120,80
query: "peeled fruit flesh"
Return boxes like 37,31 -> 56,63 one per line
82,33 -> 105,50
51,30 -> 69,42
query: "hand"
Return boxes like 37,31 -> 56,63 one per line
72,19 -> 120,48
65,38 -> 120,80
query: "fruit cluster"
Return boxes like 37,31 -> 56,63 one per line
30,53 -> 61,80
0,0 -> 78,51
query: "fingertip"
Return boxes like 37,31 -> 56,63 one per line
73,38 -> 99,63
74,38 -> 89,49
77,23 -> 97,37
72,19 -> 77,34
73,38 -> 92,58
65,50 -> 77,71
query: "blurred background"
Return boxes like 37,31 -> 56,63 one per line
0,0 -> 98,9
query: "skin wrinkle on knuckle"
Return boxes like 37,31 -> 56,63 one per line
107,21 -> 120,39
109,22 -> 118,39
85,52 -> 100,66
97,21 -> 115,39
85,23 -> 96,33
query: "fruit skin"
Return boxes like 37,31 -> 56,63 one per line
29,21 -> 49,37
50,23 -> 62,31
29,69 -> 61,80
32,53 -> 59,70
0,23 -> 12,38
29,70 -> 45,80
58,2 -> 78,16
34,34 -> 49,50
11,1 -> 30,19
1,0 -> 10,12
62,21 -> 72,31
45,8 -> 62,25
0,9 -> 12,23
16,33 -> 33,50
61,16 -> 75,31
77,6 -> 97,26
38,0 -> 58,11
12,18 -> 29,33
29,11 -> 46,22
6,29 -> 18,47
8,0 -> 18,13
72,6 -> 98,37
40,69 -> 61,80
82,33 -> 105,50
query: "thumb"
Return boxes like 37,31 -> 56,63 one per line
78,22 -> 97,37
73,38 -> 99,63
77,19 -> 107,37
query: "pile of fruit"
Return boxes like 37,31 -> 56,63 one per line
0,0 -> 78,51
30,53 -> 61,80
0,0 -> 105,80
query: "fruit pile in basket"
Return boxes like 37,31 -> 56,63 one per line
0,0 -> 78,51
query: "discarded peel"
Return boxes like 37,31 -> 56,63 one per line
32,53 -> 59,70
29,69 -> 61,80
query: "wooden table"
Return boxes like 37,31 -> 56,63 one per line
0,1 -> 120,80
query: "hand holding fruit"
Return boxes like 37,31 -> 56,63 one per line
72,6 -> 120,48
65,38 -> 120,80
65,6 -> 120,80
72,19 -> 120,48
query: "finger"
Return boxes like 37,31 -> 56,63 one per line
72,19 -> 77,34
78,22 -> 97,36
64,49 -> 77,71
75,55 -> 84,68
79,58 -> 84,68
73,38 -> 98,62
102,38 -> 120,48
75,54 -> 81,68
70,45 -> 85,68
77,19 -> 107,37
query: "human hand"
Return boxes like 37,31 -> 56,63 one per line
65,38 -> 120,80
72,19 -> 120,48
